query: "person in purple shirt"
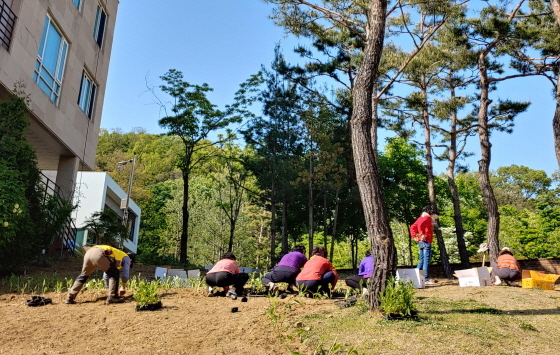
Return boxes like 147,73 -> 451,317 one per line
262,245 -> 307,294
345,250 -> 374,295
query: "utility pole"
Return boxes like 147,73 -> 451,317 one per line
117,152 -> 136,246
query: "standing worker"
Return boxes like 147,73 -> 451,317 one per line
410,205 -> 439,285
65,245 -> 134,305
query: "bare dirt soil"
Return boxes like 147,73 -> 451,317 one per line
0,259 -> 324,355
2,259 -> 560,355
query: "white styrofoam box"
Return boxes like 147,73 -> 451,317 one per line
187,269 -> 200,278
396,268 -> 425,289
155,267 -> 168,279
166,269 -> 188,279
454,267 -> 492,287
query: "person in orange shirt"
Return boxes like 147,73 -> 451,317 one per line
491,247 -> 521,286
296,246 -> 338,296
205,252 -> 249,300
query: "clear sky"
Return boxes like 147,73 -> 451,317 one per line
101,1 -> 558,176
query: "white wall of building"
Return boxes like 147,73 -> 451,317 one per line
73,172 -> 140,253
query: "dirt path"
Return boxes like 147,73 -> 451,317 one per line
0,288 -> 311,355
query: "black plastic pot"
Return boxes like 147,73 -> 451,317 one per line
136,301 -> 162,311
381,310 -> 418,320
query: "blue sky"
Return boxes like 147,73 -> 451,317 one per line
101,1 -> 558,176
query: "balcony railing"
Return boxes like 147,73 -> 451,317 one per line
0,0 -> 16,51
39,172 -> 78,257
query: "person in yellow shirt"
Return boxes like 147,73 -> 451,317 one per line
65,245 -> 135,305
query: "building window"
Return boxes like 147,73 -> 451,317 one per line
0,0 -> 17,51
33,16 -> 68,105
78,71 -> 96,118
93,5 -> 106,47
72,0 -> 82,10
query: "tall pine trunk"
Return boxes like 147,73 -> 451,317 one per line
552,0 -> 560,27
281,193 -> 288,255
329,188 -> 339,263
553,75 -> 560,168
270,179 -> 277,268
350,0 -> 394,310
447,88 -> 470,268
421,85 -> 452,278
477,52 -> 500,262
549,0 -> 560,170
308,155 -> 314,258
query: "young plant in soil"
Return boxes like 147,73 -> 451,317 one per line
378,276 -> 417,320
134,280 -> 162,311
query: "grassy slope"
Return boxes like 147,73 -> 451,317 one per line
276,282 -> 560,354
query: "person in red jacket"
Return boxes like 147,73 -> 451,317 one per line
296,246 -> 338,296
410,205 -> 439,285
491,247 -> 521,286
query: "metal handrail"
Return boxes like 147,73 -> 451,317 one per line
38,172 -> 78,257
0,0 -> 17,51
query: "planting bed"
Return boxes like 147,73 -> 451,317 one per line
0,258 -> 329,354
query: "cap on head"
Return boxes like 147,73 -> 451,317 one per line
499,247 -> 513,256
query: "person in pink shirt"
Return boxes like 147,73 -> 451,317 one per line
205,252 -> 248,300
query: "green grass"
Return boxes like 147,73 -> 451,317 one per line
275,284 -> 560,354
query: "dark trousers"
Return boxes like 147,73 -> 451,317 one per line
206,272 -> 249,291
491,262 -> 520,281
345,275 -> 369,290
262,265 -> 299,285
296,271 -> 336,294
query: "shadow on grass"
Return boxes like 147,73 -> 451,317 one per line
426,307 -> 560,316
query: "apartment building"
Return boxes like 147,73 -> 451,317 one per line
0,0 -> 119,199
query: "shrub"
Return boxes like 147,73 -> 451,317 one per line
133,280 -> 161,306
378,276 -> 417,317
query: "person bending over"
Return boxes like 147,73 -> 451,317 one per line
262,245 -> 307,294
66,245 -> 134,305
296,246 -> 338,296
491,247 -> 521,286
205,252 -> 249,300
345,250 -> 374,295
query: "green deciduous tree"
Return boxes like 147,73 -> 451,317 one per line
156,69 -> 241,264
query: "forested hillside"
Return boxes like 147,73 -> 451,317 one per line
95,129 -> 560,270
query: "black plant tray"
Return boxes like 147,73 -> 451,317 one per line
381,310 -> 418,320
136,301 -> 162,311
